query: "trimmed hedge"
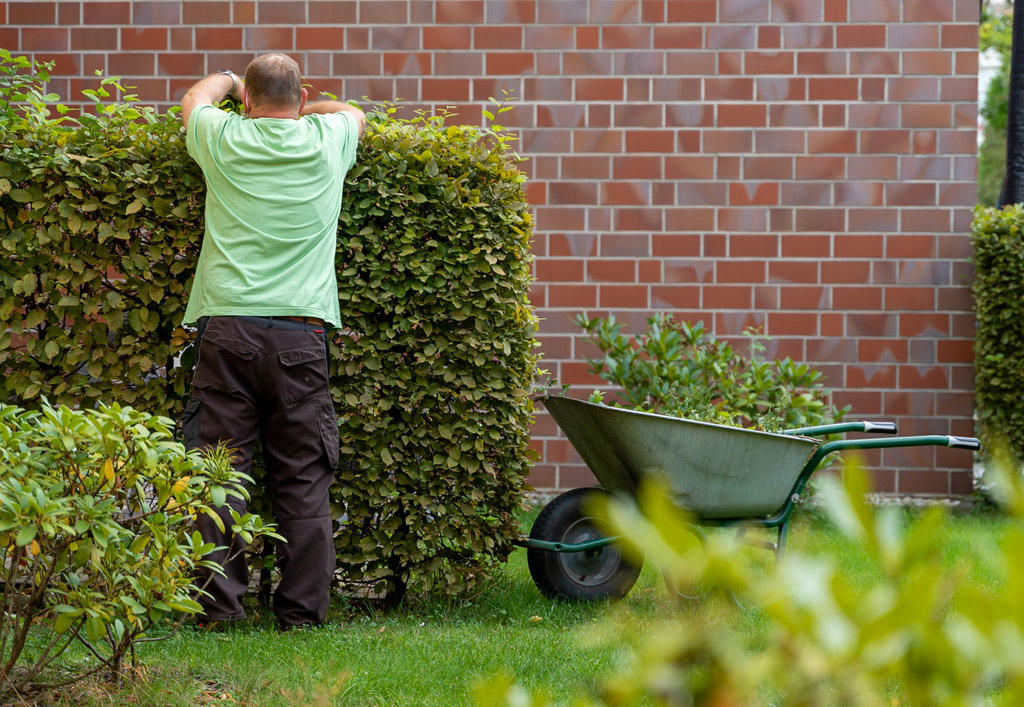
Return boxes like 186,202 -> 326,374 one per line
0,52 -> 540,600
972,204 -> 1024,461
0,56 -> 200,411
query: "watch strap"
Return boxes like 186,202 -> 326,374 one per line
215,70 -> 238,96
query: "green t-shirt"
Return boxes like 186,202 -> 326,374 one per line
183,105 -> 359,328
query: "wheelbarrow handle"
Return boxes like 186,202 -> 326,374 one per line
784,420 -> 899,436
815,434 -> 982,458
948,436 -> 982,451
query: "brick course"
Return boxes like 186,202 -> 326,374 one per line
3,0 -> 980,496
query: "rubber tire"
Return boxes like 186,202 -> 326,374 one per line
526,488 -> 642,602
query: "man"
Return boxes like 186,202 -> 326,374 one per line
179,54 -> 365,630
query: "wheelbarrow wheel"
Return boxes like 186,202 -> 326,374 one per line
527,488 -> 642,602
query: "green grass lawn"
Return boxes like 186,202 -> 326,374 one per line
114,547 -> 662,707
24,506 -> 1019,706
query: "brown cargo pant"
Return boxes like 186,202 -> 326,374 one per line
181,316 -> 339,629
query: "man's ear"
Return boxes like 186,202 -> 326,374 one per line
243,93 -> 252,116
298,87 -> 308,116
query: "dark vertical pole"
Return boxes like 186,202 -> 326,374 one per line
1000,1 -> 1024,207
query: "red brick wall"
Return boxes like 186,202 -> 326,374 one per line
3,0 -> 980,496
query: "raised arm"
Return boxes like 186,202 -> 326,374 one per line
181,71 -> 244,129
301,99 -> 367,136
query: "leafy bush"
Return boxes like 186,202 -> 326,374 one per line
576,312 -> 846,430
972,205 -> 1024,465
0,402 -> 276,697
0,52 -> 540,603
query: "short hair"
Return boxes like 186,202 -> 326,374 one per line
244,54 -> 302,109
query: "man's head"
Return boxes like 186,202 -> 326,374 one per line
243,54 -> 306,116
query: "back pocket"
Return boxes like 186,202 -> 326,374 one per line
191,326 -> 259,392
279,345 -> 329,405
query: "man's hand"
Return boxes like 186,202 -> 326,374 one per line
301,100 -> 367,136
181,72 -> 243,130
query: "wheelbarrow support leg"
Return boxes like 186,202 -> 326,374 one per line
776,521 -> 789,559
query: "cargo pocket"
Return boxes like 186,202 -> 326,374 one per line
315,397 -> 340,469
280,345 -> 329,405
192,328 -> 258,393
180,397 -> 202,449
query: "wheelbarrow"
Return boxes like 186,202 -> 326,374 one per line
515,396 -> 981,601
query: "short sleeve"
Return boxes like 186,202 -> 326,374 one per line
311,111 -> 359,171
323,111 -> 360,173
339,112 -> 359,172
186,104 -> 231,169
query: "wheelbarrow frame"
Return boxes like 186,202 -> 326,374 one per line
517,396 -> 980,601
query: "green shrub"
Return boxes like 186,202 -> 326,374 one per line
972,205 -> 1024,464
0,52 -> 540,603
576,312 -> 847,430
0,402 -> 276,697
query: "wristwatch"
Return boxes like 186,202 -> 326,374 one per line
216,69 -> 238,97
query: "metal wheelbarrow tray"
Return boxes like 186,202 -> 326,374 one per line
517,396 -> 981,602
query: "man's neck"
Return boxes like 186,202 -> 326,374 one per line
247,106 -> 299,120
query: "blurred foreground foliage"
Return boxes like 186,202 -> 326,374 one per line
479,451 -> 1024,706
